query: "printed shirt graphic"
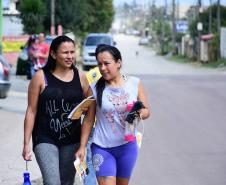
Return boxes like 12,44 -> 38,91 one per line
33,69 -> 83,147
90,76 -> 140,148
104,89 -> 129,133
45,98 -> 77,140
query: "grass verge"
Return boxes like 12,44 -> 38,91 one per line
169,55 -> 226,69
201,59 -> 226,68
169,55 -> 192,63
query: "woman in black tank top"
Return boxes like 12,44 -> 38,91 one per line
22,35 -> 92,185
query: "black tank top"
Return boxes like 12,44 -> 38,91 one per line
32,68 -> 83,149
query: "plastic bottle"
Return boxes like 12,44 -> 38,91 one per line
23,172 -> 31,185
124,121 -> 136,142
124,101 -> 136,142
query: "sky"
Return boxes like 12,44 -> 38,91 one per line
3,0 -> 10,9
113,0 -> 226,7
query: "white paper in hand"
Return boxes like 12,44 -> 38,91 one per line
74,158 -> 89,181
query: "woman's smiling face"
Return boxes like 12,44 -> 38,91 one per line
97,51 -> 121,80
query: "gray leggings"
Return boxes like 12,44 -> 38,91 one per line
34,143 -> 80,185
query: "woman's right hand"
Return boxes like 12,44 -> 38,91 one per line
22,144 -> 32,161
75,146 -> 86,162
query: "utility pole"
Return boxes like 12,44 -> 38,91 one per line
208,0 -> 212,34
0,0 -> 2,54
217,0 -> 220,33
197,0 -> 202,62
172,0 -> 176,54
51,0 -> 55,35
161,0 -> 167,54
176,0 -> 179,21
217,0 -> 221,59
150,0 -> 156,21
149,0 -> 155,39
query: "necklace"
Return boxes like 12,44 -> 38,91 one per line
106,74 -> 128,89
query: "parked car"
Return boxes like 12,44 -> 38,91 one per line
138,37 -> 149,45
0,55 -> 11,98
82,33 -> 116,70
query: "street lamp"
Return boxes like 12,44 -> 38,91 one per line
197,22 -> 203,31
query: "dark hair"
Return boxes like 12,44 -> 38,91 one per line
95,44 -> 122,61
43,35 -> 75,71
95,44 -> 122,108
27,35 -> 36,47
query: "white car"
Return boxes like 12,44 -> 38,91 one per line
82,33 -> 116,70
138,37 -> 149,45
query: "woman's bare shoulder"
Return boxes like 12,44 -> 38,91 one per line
29,70 -> 45,88
78,69 -> 86,79
78,69 -> 88,84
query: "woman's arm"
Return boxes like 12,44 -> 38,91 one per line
137,81 -> 151,120
78,70 -> 90,98
76,88 -> 96,161
22,71 -> 44,160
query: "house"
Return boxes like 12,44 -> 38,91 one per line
3,0 -> 23,36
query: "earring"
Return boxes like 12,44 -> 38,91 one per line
51,53 -> 56,59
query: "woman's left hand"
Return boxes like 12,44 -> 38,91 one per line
138,108 -> 149,120
81,107 -> 89,115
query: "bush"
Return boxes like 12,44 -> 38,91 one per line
208,33 -> 219,61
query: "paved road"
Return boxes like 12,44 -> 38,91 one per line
130,74 -> 226,185
115,35 -> 226,185
115,34 -> 226,76
0,34 -> 226,185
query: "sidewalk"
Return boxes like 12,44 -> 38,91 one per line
0,109 -> 40,185
0,109 -> 82,185
24,175 -> 82,185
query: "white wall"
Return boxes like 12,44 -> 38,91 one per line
220,27 -> 226,59
3,15 -> 24,36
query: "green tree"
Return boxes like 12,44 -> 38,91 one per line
43,0 -> 89,37
152,20 -> 172,54
42,0 -> 114,39
86,0 -> 114,33
189,4 -> 226,37
18,0 -> 47,34
188,4 -> 226,61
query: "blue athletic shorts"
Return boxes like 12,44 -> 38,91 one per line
91,141 -> 138,178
